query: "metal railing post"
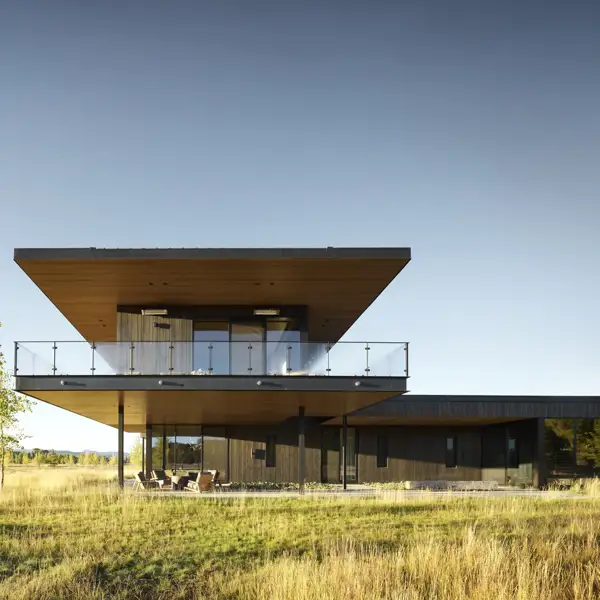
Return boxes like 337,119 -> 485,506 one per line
326,343 -> 331,375
404,342 -> 409,377
364,343 -> 370,376
208,344 -> 213,374
91,343 -> 96,375
13,342 -> 18,377
169,343 -> 174,373
286,345 -> 292,374
247,344 -> 252,374
52,342 -> 57,375
129,342 -> 135,375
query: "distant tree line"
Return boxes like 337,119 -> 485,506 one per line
5,448 -> 123,467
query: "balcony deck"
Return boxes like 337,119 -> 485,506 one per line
14,340 -> 409,432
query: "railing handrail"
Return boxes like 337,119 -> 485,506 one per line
15,340 -> 408,344
14,340 -> 410,378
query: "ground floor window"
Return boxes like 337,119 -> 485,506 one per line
507,437 -> 519,468
445,436 -> 457,468
377,435 -> 388,468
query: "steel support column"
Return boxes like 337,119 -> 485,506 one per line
298,406 -> 305,494
533,418 -> 547,489
117,403 -> 124,488
573,419 -> 578,478
342,415 -> 348,491
162,427 -> 167,470
141,437 -> 146,474
145,424 -> 153,479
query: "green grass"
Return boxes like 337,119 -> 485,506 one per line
1,468 -> 600,599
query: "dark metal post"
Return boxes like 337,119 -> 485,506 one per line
145,424 -> 153,479
52,342 -> 57,375
533,418 -> 547,489
572,419 -> 578,478
117,403 -> 124,488
91,343 -> 96,375
298,406 -> 306,494
162,427 -> 167,470
364,344 -> 370,376
13,342 -> 18,376
404,342 -> 409,377
129,342 -> 135,374
342,415 -> 348,490
142,437 -> 145,474
169,343 -> 174,373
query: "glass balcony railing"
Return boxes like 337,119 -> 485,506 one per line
14,341 -> 409,378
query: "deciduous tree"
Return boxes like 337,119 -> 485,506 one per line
0,323 -> 33,489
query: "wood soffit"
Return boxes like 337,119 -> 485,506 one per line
14,247 -> 411,343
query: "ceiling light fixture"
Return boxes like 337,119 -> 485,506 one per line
253,308 -> 280,316
142,309 -> 168,316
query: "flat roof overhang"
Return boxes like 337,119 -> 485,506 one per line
15,375 -> 407,433
324,394 -> 600,425
14,247 -> 411,343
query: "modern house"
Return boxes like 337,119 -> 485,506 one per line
12,247 -> 600,489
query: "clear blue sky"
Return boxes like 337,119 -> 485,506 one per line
1,1 -> 599,452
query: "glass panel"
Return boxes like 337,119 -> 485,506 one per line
203,427 -> 228,481
445,436 -> 457,468
266,320 -> 300,375
171,427 -> 203,474
575,419 -> 600,473
231,322 -> 264,375
151,427 -> 165,472
507,438 -> 518,469
193,322 -> 229,374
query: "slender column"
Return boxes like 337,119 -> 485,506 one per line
342,415 -> 348,490
298,406 -> 306,494
572,419 -> 578,479
142,437 -> 146,474
145,424 -> 153,479
162,427 -> 167,470
533,418 -> 546,489
117,403 -> 124,488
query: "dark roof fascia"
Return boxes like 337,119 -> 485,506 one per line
14,247 -> 412,262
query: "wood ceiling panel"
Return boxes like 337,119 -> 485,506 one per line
15,248 -> 410,343
24,389 -> 396,433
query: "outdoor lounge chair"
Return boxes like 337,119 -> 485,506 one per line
185,471 -> 216,492
151,469 -> 172,488
133,472 -> 159,491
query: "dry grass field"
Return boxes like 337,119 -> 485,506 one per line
0,467 -> 599,599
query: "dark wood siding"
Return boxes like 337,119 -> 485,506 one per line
227,422 -> 320,483
357,426 -> 482,482
116,312 -> 193,373
216,421 -> 540,485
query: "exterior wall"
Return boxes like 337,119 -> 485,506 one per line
116,312 -> 193,373
151,420 -> 542,486
357,426 -> 482,483
481,420 -> 537,486
227,422 -> 321,483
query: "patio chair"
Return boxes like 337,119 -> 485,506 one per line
133,472 -> 159,491
185,472 -> 214,492
151,469 -> 172,489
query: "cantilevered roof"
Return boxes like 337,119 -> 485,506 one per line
324,394 -> 600,425
14,247 -> 411,343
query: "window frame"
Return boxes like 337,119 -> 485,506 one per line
376,435 -> 388,468
445,435 -> 458,469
